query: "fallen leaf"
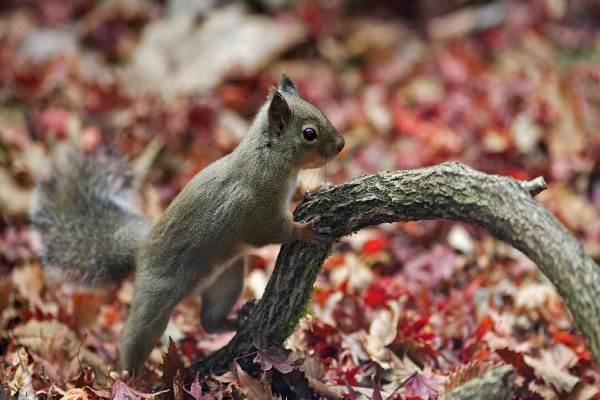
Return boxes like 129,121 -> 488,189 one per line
61,388 -> 95,400
160,337 -> 196,390
11,319 -> 110,383
6,347 -> 35,399
235,362 -> 269,400
401,367 -> 445,399
123,5 -> 307,96
514,282 -> 563,322
361,299 -> 404,369
111,380 -> 169,400
524,345 -> 580,393
253,346 -> 293,374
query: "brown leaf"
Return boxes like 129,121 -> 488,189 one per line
12,263 -> 44,299
6,347 -> 35,398
0,168 -> 31,218
306,376 -> 343,400
160,338 -> 196,390
235,362 -> 269,400
70,290 -> 106,329
0,276 -> 12,313
11,320 -> 110,383
61,388 -> 96,400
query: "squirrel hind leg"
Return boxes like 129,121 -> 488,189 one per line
200,255 -> 245,333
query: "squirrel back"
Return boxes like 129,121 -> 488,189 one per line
30,150 -> 153,285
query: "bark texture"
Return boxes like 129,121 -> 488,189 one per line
439,365 -> 516,400
191,162 -> 600,378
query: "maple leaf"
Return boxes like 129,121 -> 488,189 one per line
401,367 -> 445,399
182,375 -> 217,400
235,362 -> 271,400
496,348 -> 535,379
160,337 -> 196,389
111,380 -> 168,400
62,388 -> 96,400
253,346 -> 293,374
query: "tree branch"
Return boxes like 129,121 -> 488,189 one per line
439,365 -> 516,400
191,162 -> 600,379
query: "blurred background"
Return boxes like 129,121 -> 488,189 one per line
1,0 -> 600,397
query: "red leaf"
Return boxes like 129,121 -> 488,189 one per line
496,348 -> 535,379
371,379 -> 384,400
551,329 -> 576,346
111,380 -> 168,400
363,286 -> 389,307
362,236 -> 389,255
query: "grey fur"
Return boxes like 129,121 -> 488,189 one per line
30,151 -> 153,285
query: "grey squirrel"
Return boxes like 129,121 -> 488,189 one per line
30,74 -> 345,374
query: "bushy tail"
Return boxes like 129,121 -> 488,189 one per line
30,150 -> 153,286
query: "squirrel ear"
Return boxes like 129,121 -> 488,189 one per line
268,91 -> 292,136
278,73 -> 299,96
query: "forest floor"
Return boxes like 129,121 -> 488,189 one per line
1,0 -> 600,399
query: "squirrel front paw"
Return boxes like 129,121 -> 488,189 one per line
295,216 -> 333,243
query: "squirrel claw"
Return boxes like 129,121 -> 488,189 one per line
298,216 -> 332,243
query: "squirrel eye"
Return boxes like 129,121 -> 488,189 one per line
302,127 -> 317,142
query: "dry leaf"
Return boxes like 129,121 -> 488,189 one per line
11,320 -> 111,383
328,253 -> 373,291
6,347 -> 35,399
123,5 -> 307,96
361,299 -> 403,369
235,362 -> 269,400
524,353 -> 579,393
514,282 -> 563,321
61,388 -> 96,400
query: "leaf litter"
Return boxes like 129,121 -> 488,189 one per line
1,0 -> 600,399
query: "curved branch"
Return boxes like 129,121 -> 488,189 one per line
191,162 -> 600,375
440,365 -> 516,400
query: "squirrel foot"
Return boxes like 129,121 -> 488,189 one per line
296,216 -> 333,243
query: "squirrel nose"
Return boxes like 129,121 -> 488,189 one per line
337,137 -> 345,153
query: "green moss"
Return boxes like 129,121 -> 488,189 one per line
274,252 -> 329,341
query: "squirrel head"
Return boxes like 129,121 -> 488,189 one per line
266,73 -> 344,169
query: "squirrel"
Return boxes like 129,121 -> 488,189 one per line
30,73 -> 345,374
